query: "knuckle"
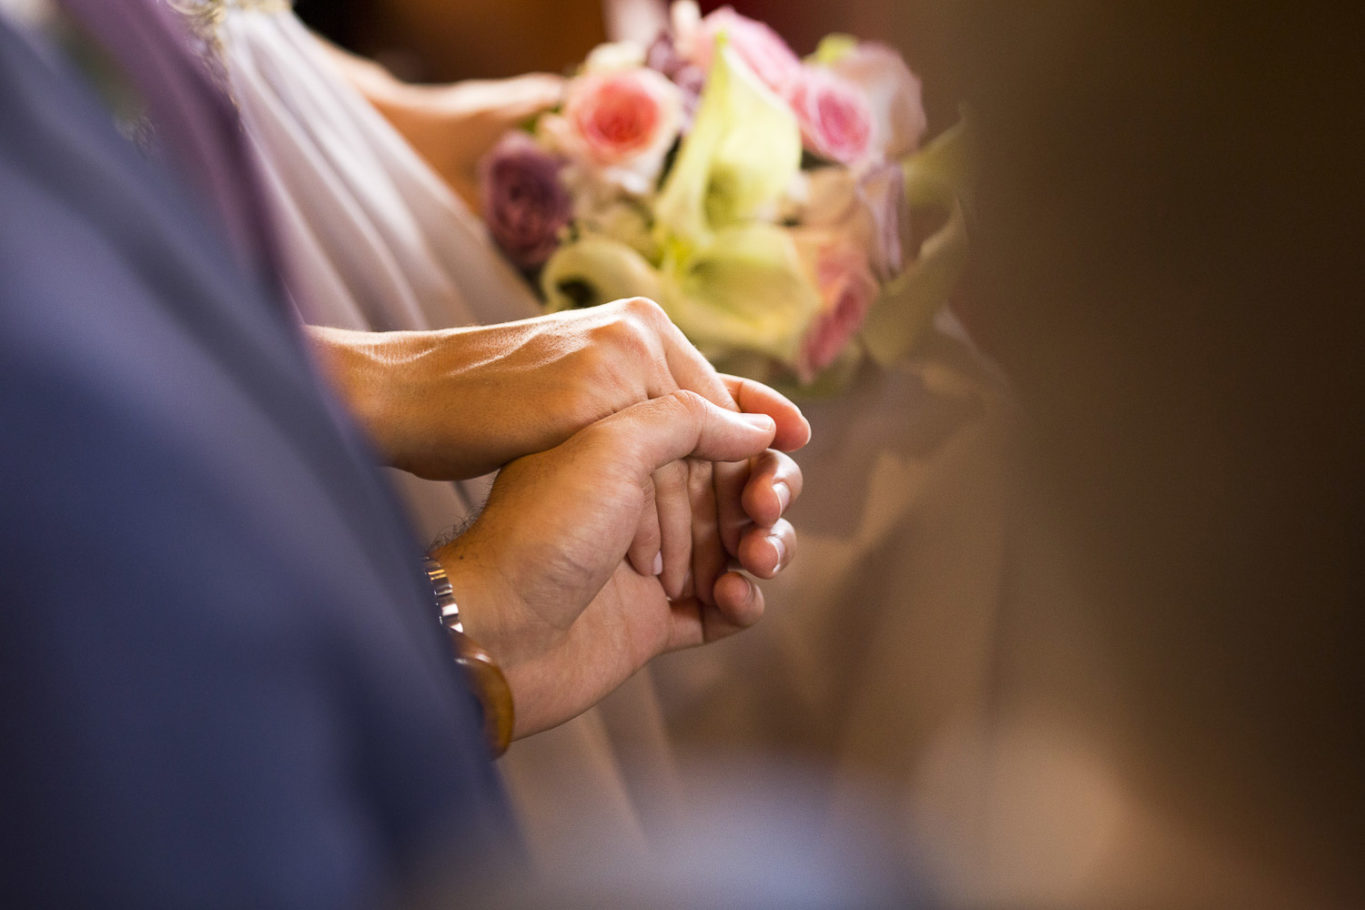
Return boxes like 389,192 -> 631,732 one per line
669,388 -> 709,423
620,295 -> 664,322
687,458 -> 714,497
594,316 -> 654,363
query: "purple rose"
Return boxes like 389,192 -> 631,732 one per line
479,133 -> 573,269
646,31 -> 705,127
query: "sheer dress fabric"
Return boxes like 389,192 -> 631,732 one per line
189,1 -> 543,524
183,0 -> 681,867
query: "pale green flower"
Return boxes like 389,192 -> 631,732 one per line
540,235 -> 663,311
861,116 -> 973,364
810,33 -> 859,66
658,223 -> 822,363
654,39 -> 802,249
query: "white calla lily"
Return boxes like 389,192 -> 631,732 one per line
659,224 -> 822,363
654,39 -> 801,248
540,235 -> 663,312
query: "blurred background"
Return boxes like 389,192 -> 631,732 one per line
294,1 -> 1364,905
295,1 -> 962,130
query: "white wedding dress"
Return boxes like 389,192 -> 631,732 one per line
191,2 -> 1031,894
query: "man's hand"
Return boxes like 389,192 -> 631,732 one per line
432,392 -> 801,739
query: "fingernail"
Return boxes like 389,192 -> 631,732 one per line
740,413 -> 775,433
768,534 -> 786,569
773,481 -> 791,514
652,551 -> 663,576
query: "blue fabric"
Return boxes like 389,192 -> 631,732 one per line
0,18 -> 514,908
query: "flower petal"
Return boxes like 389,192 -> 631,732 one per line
540,235 -> 664,311
659,224 -> 822,363
654,39 -> 801,247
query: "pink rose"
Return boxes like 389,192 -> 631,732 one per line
646,31 -> 706,128
563,68 -> 682,167
683,7 -> 803,98
859,162 -> 908,280
829,42 -> 927,159
795,238 -> 879,381
789,65 -> 875,166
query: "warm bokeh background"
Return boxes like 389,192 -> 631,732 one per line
293,2 -> 1365,903
296,1 -> 962,130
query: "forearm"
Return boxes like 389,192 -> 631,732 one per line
309,33 -> 562,210
312,34 -> 427,113
306,325 -> 458,475
306,318 -> 617,480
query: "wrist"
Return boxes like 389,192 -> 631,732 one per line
430,536 -> 522,666
434,533 -> 568,741
423,554 -> 514,756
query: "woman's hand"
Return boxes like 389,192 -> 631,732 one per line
309,298 -> 808,480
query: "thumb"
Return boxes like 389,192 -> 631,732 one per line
722,374 -> 811,452
580,391 -> 776,476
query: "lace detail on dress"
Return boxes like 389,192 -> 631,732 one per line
164,0 -> 289,67
162,0 -> 290,104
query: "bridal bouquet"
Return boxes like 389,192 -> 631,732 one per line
479,1 -> 970,387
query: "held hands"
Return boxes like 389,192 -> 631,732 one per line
309,300 -> 809,738
309,298 -> 810,601
432,392 -> 803,738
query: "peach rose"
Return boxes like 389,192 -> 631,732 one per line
562,68 -> 682,168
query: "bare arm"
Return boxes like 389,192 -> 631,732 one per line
313,37 -> 562,210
